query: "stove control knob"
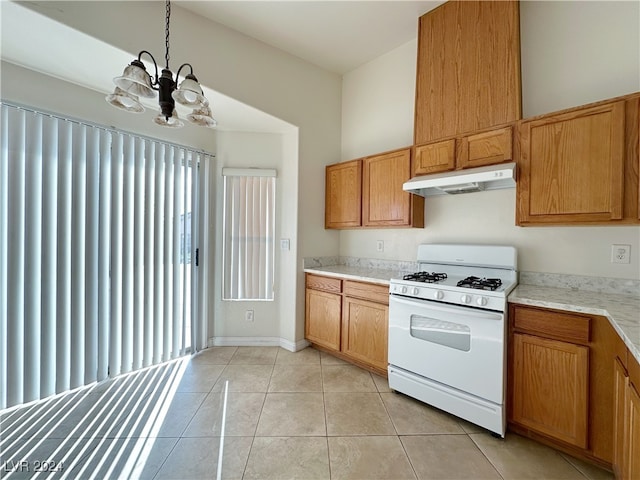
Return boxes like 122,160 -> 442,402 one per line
401,286 -> 408,294
476,297 -> 488,306
434,291 -> 444,300
412,287 -> 420,296
461,294 -> 472,304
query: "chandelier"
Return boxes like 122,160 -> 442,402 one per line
106,0 -> 216,128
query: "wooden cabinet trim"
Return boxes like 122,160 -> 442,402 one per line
306,273 -> 342,294
343,280 -> 389,305
512,305 -> 590,344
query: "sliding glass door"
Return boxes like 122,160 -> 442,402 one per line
0,102 -> 209,409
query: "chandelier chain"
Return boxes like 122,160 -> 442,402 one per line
165,0 -> 171,69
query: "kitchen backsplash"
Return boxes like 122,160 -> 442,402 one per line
304,256 -> 640,297
520,272 -> 640,297
303,256 -> 418,273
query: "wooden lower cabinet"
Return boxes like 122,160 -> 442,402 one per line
305,288 -> 342,351
342,296 -> 388,372
613,352 -> 640,480
511,333 -> 589,448
508,304 -> 626,469
305,274 -> 389,375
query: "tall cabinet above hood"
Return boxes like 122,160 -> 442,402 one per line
403,162 -> 516,197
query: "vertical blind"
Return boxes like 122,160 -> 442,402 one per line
0,102 -> 209,410
222,169 -> 275,301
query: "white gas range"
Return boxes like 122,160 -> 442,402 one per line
388,244 -> 518,437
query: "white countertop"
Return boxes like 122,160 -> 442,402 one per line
304,265 -> 408,286
304,264 -> 640,365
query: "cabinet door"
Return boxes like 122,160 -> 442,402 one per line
414,0 -> 521,144
517,101 -> 625,224
341,296 -> 388,371
325,159 -> 362,229
363,148 -> 422,227
413,139 -> 456,175
305,288 -> 342,351
626,381 -> 640,480
613,358 -> 629,479
512,333 -> 589,448
457,127 -> 513,169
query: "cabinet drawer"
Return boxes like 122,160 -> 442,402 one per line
513,306 -> 590,344
343,280 -> 389,305
458,126 -> 512,168
306,274 -> 342,293
413,139 -> 456,175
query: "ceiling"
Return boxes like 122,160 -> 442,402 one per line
179,1 -> 444,75
1,1 -> 443,133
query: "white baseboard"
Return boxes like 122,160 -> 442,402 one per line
208,336 -> 310,352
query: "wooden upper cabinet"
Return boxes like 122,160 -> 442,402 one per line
414,0 -> 521,145
362,148 -> 424,227
325,159 -> 362,229
517,99 -> 627,225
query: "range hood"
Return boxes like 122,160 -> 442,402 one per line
403,162 -> 516,197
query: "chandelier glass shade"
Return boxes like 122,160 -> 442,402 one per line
105,0 -> 216,129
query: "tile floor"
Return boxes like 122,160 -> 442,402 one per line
0,346 -> 615,480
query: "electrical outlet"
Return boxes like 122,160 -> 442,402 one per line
245,310 -> 254,322
376,240 -> 384,252
611,244 -> 631,264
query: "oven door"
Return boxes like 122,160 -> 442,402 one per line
388,294 -> 505,404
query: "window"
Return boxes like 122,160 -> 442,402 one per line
222,169 -> 276,300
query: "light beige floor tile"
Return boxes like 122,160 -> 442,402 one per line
256,393 -> 326,436
176,364 -> 225,393
380,392 -> 465,434
470,432 -> 589,479
275,347 -> 321,364
402,435 -> 501,480
211,365 -> 274,392
371,373 -> 393,392
155,436 -> 252,480
65,437 -> 178,480
229,346 -> 278,365
457,417 -> 486,434
243,436 -> 330,479
320,351 -> 349,365
183,392 -> 265,437
268,364 -> 323,392
322,365 -> 377,392
325,392 -> 396,436
190,347 -> 238,365
328,436 -> 416,480
561,453 -> 615,480
154,392 -> 207,437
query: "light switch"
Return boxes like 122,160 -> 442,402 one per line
280,238 -> 290,251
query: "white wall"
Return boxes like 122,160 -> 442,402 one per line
212,131 -> 301,349
340,0 -> 640,280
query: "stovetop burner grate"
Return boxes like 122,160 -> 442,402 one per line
456,276 -> 502,291
403,272 -> 448,283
